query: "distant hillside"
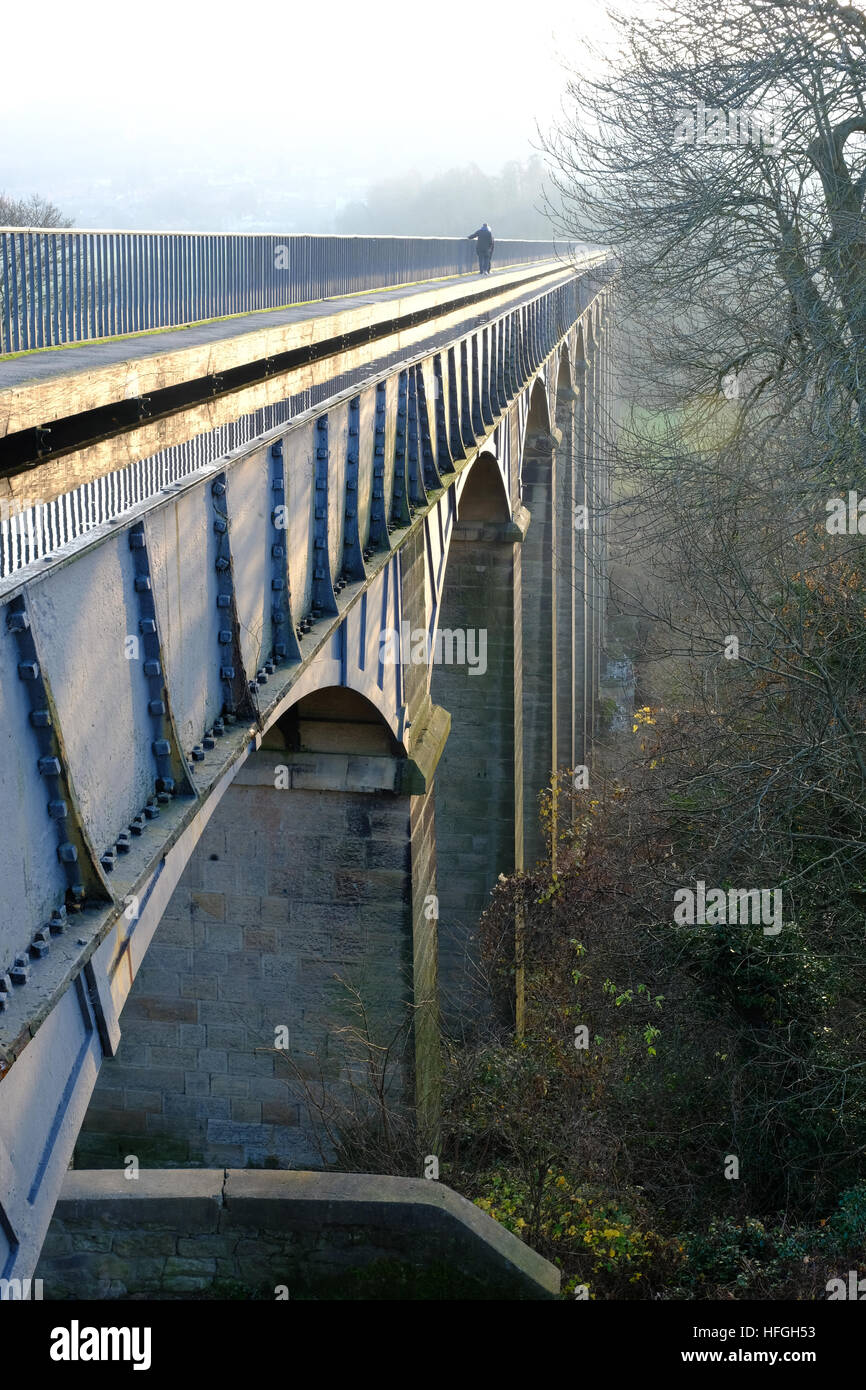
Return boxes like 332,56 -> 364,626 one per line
336,157 -> 554,239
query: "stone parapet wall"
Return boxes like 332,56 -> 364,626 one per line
35,1169 -> 560,1301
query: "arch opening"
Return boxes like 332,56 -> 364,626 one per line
557,342 -> 573,393
430,451 -> 521,1028
520,379 -> 559,867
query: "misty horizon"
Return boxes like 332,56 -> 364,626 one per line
1,0 -> 624,233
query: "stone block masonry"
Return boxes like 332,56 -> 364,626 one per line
77,748 -> 432,1170
432,509 -> 523,1026
35,1170 -> 559,1300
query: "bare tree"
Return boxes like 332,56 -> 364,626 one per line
0,193 -> 73,228
496,0 -> 866,1219
546,0 -> 866,431
536,0 -> 866,885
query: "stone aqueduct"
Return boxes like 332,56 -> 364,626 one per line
0,248 -> 613,1279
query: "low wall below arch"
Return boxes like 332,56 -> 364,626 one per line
35,1169 -> 560,1301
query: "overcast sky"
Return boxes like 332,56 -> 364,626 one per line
2,0 -> 629,227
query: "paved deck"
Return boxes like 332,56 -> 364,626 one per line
0,259 -> 573,393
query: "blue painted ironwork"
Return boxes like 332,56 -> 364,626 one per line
269,440 -> 301,664
128,521 -> 193,809
432,355 -> 454,478
367,383 -> 389,556
311,416 -> 338,621
447,347 -> 465,464
5,596 -> 107,919
471,335 -> 485,437
460,341 -> 476,451
0,230 -> 570,356
406,367 -> 427,512
495,319 -> 507,414
390,372 -> 411,529
414,364 -> 440,492
504,314 -> 516,399
341,398 -> 365,587
481,327 -> 495,426
519,307 -> 531,382
211,473 -> 253,720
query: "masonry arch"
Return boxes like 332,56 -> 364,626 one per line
76,681 -> 439,1170
452,449 -> 510,528
429,450 -> 520,1025
567,323 -> 592,767
520,379 -> 559,866
557,341 -> 573,393
520,369 -> 554,464
553,339 -> 581,778
581,313 -> 603,745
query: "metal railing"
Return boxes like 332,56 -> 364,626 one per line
0,230 -> 568,356
0,255 -> 613,585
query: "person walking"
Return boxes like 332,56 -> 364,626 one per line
467,222 -> 494,275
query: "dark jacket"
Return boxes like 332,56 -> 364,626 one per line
468,225 -> 494,254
